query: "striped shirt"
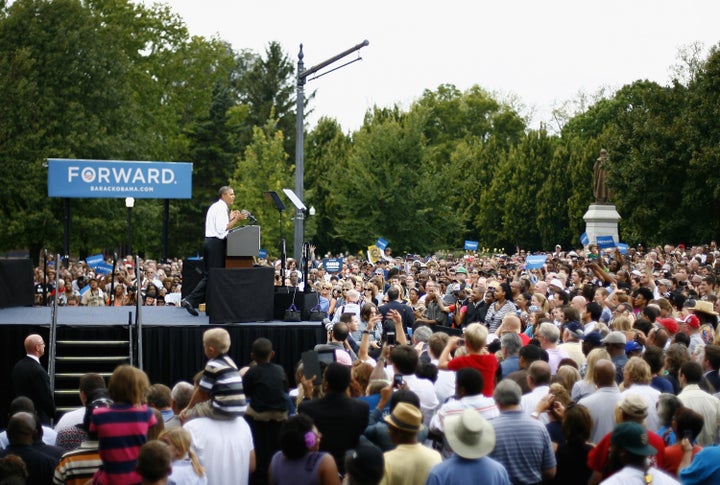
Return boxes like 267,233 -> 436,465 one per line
53,440 -> 102,485
200,354 -> 247,416
89,404 -> 157,485
489,410 -> 556,485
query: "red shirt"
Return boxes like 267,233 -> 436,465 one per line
519,333 -> 532,346
664,443 -> 701,476
588,428 -> 666,479
447,353 -> 498,397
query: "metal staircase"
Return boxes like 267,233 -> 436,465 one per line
53,338 -> 132,412
47,253 -> 143,416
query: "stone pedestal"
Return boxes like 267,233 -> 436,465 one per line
583,204 -> 621,245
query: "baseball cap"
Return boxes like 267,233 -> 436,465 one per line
625,341 -> 642,353
563,321 -> 583,337
344,444 -> 384,483
656,317 -> 678,335
611,422 -> 657,456
682,314 -> 701,329
602,331 -> 627,345
579,331 -> 604,347
619,394 -> 648,419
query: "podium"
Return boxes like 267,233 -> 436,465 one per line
226,225 -> 260,268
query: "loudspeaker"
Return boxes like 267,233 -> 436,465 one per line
0,258 -> 34,308
181,259 -> 204,299
207,267 -> 274,323
273,288 -> 320,320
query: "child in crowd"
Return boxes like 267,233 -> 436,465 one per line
180,328 -> 247,421
159,427 -> 207,485
243,338 -> 291,421
90,365 -> 157,485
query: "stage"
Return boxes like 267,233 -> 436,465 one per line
0,306 -> 325,426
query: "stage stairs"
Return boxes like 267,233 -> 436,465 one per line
51,329 -> 134,413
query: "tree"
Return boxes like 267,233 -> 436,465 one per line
304,117 -> 352,253
237,41 -> 297,155
230,117 -> 293,257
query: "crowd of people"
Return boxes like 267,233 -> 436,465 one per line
5,239 -> 720,484
33,255 -> 184,307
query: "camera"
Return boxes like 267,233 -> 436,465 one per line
386,331 -> 396,345
393,374 -> 405,388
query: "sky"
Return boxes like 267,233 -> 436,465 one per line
138,0 -> 720,132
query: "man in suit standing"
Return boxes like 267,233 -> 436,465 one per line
298,362 -> 369,475
379,285 -> 415,333
11,334 -> 55,424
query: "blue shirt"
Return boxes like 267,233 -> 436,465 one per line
425,454 -> 510,485
489,410 -> 556,485
500,356 -> 520,379
651,375 -> 674,394
678,444 -> 720,485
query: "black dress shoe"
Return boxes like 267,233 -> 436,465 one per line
181,299 -> 199,316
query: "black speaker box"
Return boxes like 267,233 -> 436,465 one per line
181,259 -> 204,299
206,267 -> 274,323
0,258 -> 34,308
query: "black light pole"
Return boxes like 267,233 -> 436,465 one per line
293,39 -> 369,262
125,197 -> 135,256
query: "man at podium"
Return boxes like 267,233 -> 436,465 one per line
182,186 -> 249,316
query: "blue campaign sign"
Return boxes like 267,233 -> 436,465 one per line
525,254 -> 548,269
323,258 -> 344,273
464,240 -> 479,251
85,254 -> 104,268
95,262 -> 114,275
258,249 -> 268,259
616,243 -> 629,255
580,232 -> 590,246
47,159 -> 193,199
375,238 -> 388,250
597,235 -> 616,249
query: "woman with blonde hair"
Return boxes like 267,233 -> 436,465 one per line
554,365 -> 581,396
159,427 -> 207,484
531,293 -> 550,314
571,347 -> 611,401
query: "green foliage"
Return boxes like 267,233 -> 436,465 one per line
230,117 -> 293,257
2,0 -> 720,259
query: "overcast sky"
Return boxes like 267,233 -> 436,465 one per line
139,0 -> 719,132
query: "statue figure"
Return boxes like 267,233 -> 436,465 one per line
593,149 -> 610,204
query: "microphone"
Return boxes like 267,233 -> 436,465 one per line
242,210 -> 257,224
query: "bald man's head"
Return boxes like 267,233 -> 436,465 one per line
527,360 -> 552,387
7,412 -> 36,446
593,359 -> 616,388
23,334 -> 45,357
501,315 -> 522,333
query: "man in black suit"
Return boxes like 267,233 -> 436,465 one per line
701,344 -> 720,393
379,285 -> 415,333
11,334 -> 55,424
298,362 -> 369,475
0,412 -> 59,485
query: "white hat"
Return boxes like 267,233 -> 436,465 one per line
444,409 -> 496,459
549,278 -> 564,290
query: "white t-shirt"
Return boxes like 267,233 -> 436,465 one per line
184,417 -> 254,485
54,406 -> 85,433
600,465 -> 679,485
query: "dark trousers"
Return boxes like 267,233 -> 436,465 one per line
185,237 -> 226,307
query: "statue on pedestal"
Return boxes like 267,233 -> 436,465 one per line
593,149 -> 610,204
